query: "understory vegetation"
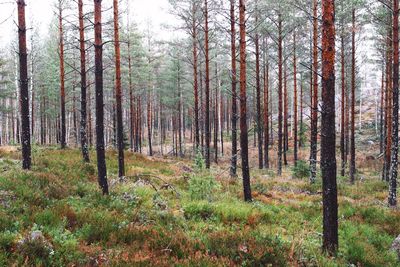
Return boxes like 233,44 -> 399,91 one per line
0,147 -> 398,266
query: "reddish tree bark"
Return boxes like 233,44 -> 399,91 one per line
239,0 -> 251,202
321,0 -> 338,254
59,1 -> 66,149
147,94 -> 152,156
113,0 -> 125,177
350,8 -> 356,184
277,13 -> 283,176
17,0 -> 31,169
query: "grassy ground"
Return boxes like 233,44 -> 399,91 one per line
0,146 -> 399,266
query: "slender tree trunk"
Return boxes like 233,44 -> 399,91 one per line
127,6 -> 134,152
178,62 -> 183,157
321,0 -> 338,254
293,32 -> 298,165
17,0 -> 31,170
277,13 -> 283,176
350,8 -> 356,184
220,93 -> 224,155
192,3 -> 200,150
239,0 -> 251,202
263,38 -> 269,169
78,0 -> 90,162
113,0 -> 125,177
59,1 -> 66,149
88,81 -> 93,147
230,0 -> 238,177
340,25 -> 345,176
300,75 -> 304,148
284,63 -> 288,166
204,0 -> 211,168
94,0 -> 108,195
380,68 -> 384,154
255,2 -> 263,169
72,78 -> 78,146
389,0 -> 399,207
214,63 -> 218,163
310,0 -> 318,184
31,58 -> 35,140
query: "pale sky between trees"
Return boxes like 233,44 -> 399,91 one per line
0,0 -> 176,47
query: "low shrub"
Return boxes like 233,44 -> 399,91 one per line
291,160 -> 310,179
188,172 -> 219,201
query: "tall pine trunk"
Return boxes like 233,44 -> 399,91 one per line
94,0 -> 108,195
239,0 -> 251,202
59,1 -> 66,149
389,0 -> 399,207
321,0 -> 338,254
293,32 -> 298,165
113,0 -> 125,177
17,0 -> 31,170
310,0 -> 318,184
78,0 -> 90,163
230,0 -> 238,177
283,63 -> 288,166
350,8 -> 356,184
340,22 -> 346,177
263,38 -> 269,169
255,2 -> 263,169
204,0 -> 211,168
277,13 -> 283,176
192,2 -> 200,150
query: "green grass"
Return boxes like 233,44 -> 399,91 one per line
0,147 -> 398,266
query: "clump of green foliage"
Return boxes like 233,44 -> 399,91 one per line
188,152 -> 219,201
291,160 -> 310,179
188,172 -> 218,201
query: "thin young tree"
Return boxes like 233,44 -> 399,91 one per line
278,12 -> 283,176
17,0 -> 31,170
204,0 -> 211,168
350,8 -> 356,184
239,0 -> 251,202
94,0 -> 109,195
230,0 -> 238,177
78,0 -> 90,163
384,25 -> 393,182
255,0 -> 263,169
263,37 -> 269,169
293,31 -> 298,165
310,0 -> 318,184
113,0 -> 125,177
58,0 -> 66,149
340,4 -> 346,176
321,0 -> 338,254
192,1 -> 200,150
389,0 -> 399,207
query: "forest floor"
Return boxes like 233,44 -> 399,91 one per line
0,145 -> 399,266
